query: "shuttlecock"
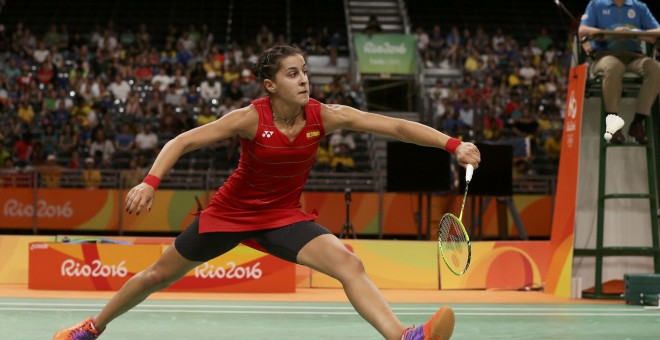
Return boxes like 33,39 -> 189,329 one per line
604,114 -> 624,141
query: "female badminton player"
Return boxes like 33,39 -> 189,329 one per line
54,45 -> 480,340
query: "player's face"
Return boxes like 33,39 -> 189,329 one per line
273,54 -> 309,106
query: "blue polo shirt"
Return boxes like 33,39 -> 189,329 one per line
581,0 -> 659,52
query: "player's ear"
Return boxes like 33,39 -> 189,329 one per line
263,79 -> 276,94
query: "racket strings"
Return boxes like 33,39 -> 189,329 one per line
439,215 -> 469,272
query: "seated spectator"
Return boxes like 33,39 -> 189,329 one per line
315,137 -> 334,171
134,57 -> 154,81
114,123 -> 135,156
483,110 -> 504,141
445,26 -> 461,67
81,157 -> 101,189
200,72 -> 222,103
331,144 -> 355,172
28,140 -> 48,168
544,129 -> 562,161
39,154 -> 63,188
457,98 -> 476,130
125,91 -> 144,116
519,60 -> 537,86
40,125 -> 59,156
172,67 -> 188,89
107,74 -> 131,100
121,158 -> 143,188
17,98 -> 35,124
88,128 -> 115,167
50,101 -> 70,129
442,110 -> 465,137
223,64 -> 240,85
33,40 -> 50,64
183,84 -> 202,108
68,150 -> 81,170
54,88 -> 74,111
415,26 -> 430,65
151,66 -> 172,92
145,90 -> 165,117
511,107 -> 539,137
0,158 -> 19,187
12,132 -> 34,168
164,83 -> 183,106
224,78 -> 244,102
463,49 -> 481,74
329,130 -> 356,154
36,62 -> 55,84
159,110 -> 183,135
427,25 -> 446,67
196,105 -> 217,126
190,61 -> 208,86
134,124 -> 159,156
239,69 -> 258,100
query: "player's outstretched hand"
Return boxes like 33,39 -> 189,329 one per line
125,183 -> 155,215
455,142 -> 480,169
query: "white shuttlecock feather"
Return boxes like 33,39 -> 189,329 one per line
604,114 -> 625,141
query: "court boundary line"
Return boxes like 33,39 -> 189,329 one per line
0,301 -> 653,312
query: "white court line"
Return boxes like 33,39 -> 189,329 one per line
0,302 -> 653,312
0,307 -> 657,317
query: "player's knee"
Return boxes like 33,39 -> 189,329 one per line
340,251 -> 366,277
140,266 -> 178,290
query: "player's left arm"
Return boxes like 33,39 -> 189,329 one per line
320,103 -> 480,168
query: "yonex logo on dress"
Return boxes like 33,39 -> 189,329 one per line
262,130 -> 274,138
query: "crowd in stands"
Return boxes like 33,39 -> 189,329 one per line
415,25 -> 569,176
0,17 -> 571,188
0,20 -> 361,188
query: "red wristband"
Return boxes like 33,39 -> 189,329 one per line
445,138 -> 462,155
142,174 -> 160,189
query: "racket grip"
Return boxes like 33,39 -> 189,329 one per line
466,164 -> 474,182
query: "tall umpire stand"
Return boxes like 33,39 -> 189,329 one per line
572,33 -> 660,299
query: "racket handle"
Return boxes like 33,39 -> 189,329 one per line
466,164 -> 474,182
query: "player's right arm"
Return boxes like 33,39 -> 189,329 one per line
148,105 -> 258,179
125,105 -> 258,215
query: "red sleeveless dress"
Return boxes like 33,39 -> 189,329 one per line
199,97 -> 325,233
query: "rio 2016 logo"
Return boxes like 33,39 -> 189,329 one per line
194,261 -> 263,280
4,199 -> 73,218
60,259 -> 128,277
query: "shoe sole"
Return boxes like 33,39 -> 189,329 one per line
423,306 -> 455,340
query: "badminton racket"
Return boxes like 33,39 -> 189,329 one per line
438,164 -> 474,275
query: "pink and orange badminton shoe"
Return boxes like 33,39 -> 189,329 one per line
53,317 -> 103,340
401,306 -> 455,340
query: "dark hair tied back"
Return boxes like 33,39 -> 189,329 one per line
252,45 -> 304,81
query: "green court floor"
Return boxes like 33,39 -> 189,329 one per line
0,298 -> 658,339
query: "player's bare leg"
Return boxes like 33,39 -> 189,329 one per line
297,234 -> 407,340
54,246 -> 201,339
94,246 -> 201,328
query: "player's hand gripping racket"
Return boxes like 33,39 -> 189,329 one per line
438,164 -> 474,275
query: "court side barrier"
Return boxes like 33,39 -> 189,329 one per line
28,242 -> 296,293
